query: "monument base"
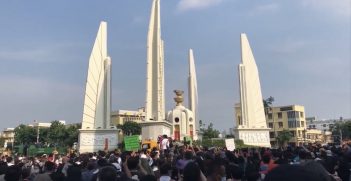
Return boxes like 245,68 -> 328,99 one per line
140,121 -> 172,141
78,129 -> 118,153
234,127 -> 271,148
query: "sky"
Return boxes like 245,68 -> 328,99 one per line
0,0 -> 350,132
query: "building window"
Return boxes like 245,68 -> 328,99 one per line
278,122 -> 283,128
290,131 -> 295,137
288,121 -> 296,128
189,118 -> 193,122
323,124 -> 326,127
300,112 -> 304,118
268,123 -> 273,128
280,106 -> 293,111
268,113 -> 273,120
269,132 -> 275,138
287,111 -> 294,118
238,116 -> 242,125
278,112 -> 282,119
175,117 -> 180,123
288,111 -> 300,119
301,121 -> 305,127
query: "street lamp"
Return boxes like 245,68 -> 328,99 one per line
34,120 -> 39,144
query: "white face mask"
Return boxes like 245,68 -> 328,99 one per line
221,177 -> 226,181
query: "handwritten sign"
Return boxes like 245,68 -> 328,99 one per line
225,138 -> 236,151
124,135 -> 140,151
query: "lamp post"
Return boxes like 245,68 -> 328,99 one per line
303,128 -> 306,144
34,120 -> 39,144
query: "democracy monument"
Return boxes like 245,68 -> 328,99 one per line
78,0 -> 199,152
78,22 -> 118,153
77,0 -> 270,152
233,34 -> 271,147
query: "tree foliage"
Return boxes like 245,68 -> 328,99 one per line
117,121 -> 141,136
48,121 -> 67,146
0,137 -> 6,148
14,124 -> 36,144
64,123 -> 80,146
276,129 -> 292,147
14,121 -> 80,147
331,121 -> 351,141
263,96 -> 275,114
200,122 -> 220,139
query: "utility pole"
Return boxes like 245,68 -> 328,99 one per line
34,120 -> 39,144
340,129 -> 343,145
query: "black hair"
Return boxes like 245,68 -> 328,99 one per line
98,166 -> 117,181
45,161 -> 55,172
160,163 -> 171,175
127,156 -> 140,170
4,165 -> 21,181
66,165 -> 82,181
183,162 -> 201,181
264,163 -> 332,181
140,174 -> 157,181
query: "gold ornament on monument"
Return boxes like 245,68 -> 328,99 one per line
173,90 -> 184,106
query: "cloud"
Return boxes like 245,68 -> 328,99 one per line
0,76 -> 83,128
300,0 -> 350,17
132,16 -> 145,24
249,3 -> 279,15
0,43 -> 83,63
256,3 -> 279,12
0,48 -> 53,63
268,39 -> 309,53
177,0 -> 223,12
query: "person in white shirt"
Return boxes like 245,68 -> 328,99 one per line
161,135 -> 169,153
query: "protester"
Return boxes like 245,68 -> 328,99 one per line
0,140 -> 350,181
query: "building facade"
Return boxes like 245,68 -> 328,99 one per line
305,129 -> 333,144
111,108 -> 145,126
306,117 -> 350,132
1,128 -> 15,148
265,105 -> 307,146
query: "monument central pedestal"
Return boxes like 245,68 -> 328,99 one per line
78,129 -> 118,153
234,127 -> 271,147
140,121 -> 172,140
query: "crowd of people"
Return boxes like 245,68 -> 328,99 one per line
0,140 -> 351,181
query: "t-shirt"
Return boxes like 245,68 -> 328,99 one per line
160,175 -> 171,181
161,139 -> 169,150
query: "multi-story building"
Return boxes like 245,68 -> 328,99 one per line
1,128 -> 15,148
305,129 -> 332,144
265,105 -> 307,146
111,108 -> 145,126
111,108 -> 145,142
306,117 -> 350,132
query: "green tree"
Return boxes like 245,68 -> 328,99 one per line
48,121 -> 67,146
0,137 -> 5,148
202,123 -> 220,139
38,127 -> 49,144
14,124 -> 36,144
276,130 -> 292,147
332,121 -> 351,142
263,96 -> 274,114
64,123 -> 80,146
117,121 -> 141,136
